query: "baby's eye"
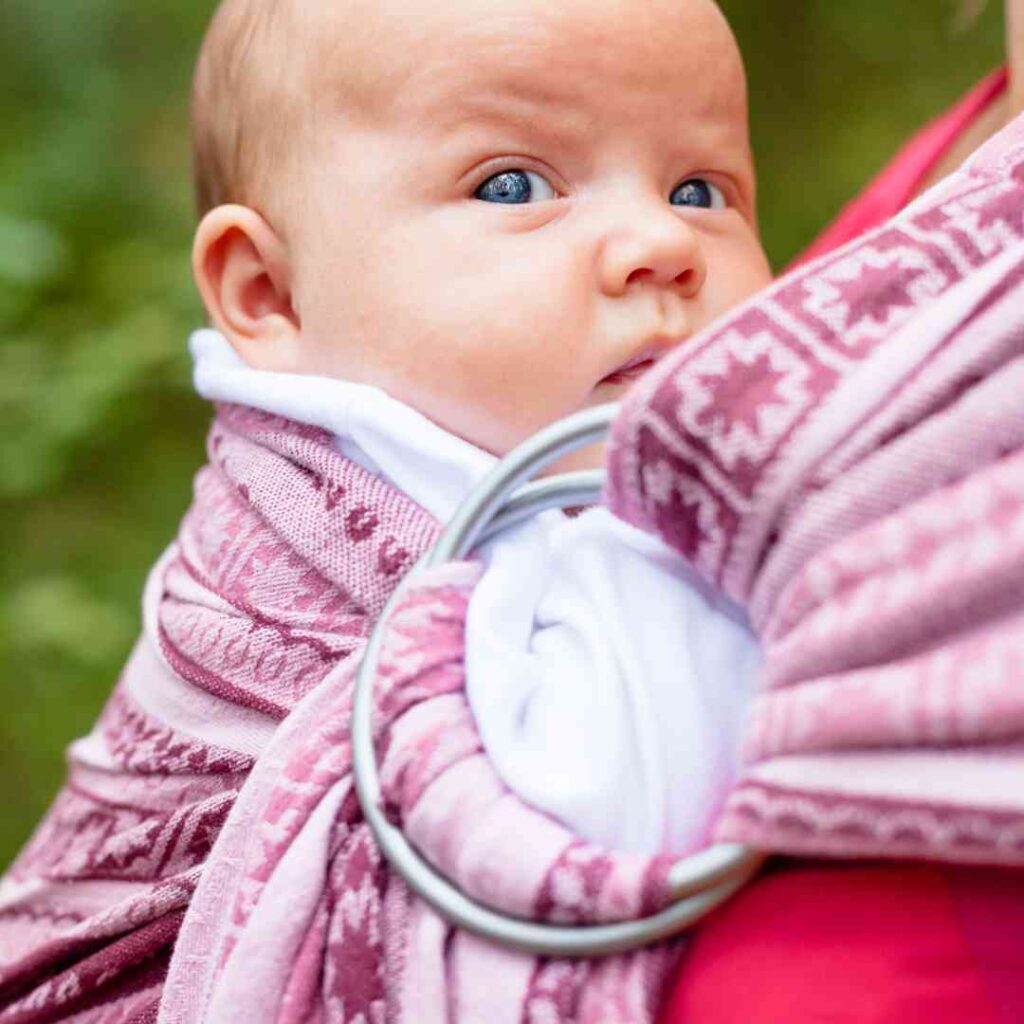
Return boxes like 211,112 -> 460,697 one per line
669,178 -> 726,210
474,169 -> 557,204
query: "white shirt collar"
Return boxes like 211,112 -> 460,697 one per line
190,328 -> 496,521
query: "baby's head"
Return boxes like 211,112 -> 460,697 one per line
192,0 -> 771,459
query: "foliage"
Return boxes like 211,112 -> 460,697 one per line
0,0 -> 1005,863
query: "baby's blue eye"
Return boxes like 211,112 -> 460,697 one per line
669,178 -> 725,209
475,169 -> 556,204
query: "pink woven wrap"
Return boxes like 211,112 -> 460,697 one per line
2,113 -> 1023,1023
0,406 -> 676,1023
0,406 -> 434,1021
607,114 -> 1024,865
161,558 -> 680,1024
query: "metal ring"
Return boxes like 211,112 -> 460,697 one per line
352,404 -> 765,957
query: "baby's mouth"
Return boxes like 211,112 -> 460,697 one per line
599,352 -> 660,387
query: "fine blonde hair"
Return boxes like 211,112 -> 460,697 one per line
191,0 -> 311,218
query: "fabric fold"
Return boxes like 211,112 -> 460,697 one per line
606,112 -> 1024,866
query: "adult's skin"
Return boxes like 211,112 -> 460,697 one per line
917,0 -> 1024,191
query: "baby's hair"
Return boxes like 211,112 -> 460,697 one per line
191,0 -> 311,218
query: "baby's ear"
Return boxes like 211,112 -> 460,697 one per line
192,205 -> 302,371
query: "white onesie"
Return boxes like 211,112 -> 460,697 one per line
192,329 -> 760,855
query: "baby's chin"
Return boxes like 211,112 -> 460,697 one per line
505,385 -> 630,481
540,441 -> 607,479
533,380 -> 636,478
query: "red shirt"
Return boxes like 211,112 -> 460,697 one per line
660,861 -> 1024,1023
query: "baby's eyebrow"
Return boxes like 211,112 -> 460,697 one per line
429,89 -> 594,145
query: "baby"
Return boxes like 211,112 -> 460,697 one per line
191,0 -> 770,455
189,0 -> 772,855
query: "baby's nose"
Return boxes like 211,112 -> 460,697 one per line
599,204 -> 707,298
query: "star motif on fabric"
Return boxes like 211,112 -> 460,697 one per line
693,351 -> 790,440
326,835 -> 386,1018
975,189 -> 1024,235
667,490 -> 709,562
641,459 -> 676,507
648,473 -> 722,566
835,260 -> 929,330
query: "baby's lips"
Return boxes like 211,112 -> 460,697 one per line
600,344 -> 673,385
600,358 -> 657,386
600,333 -> 687,386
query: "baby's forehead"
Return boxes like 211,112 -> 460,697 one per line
321,3 -> 745,157
304,0 -> 746,130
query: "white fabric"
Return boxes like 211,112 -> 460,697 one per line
191,329 -> 492,519
192,329 -> 760,855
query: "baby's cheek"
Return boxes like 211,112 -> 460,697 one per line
696,267 -> 764,338
374,239 -> 597,452
724,239 -> 773,305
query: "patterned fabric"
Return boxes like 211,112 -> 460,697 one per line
606,113 -> 1024,865
0,404 -> 430,1020
0,405 -> 678,1023
161,561 -> 679,1024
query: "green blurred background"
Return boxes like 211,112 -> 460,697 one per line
0,1 -> 1006,865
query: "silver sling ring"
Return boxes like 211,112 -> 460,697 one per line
351,404 -> 765,958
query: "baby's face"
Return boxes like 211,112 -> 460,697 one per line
284,0 -> 771,459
